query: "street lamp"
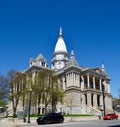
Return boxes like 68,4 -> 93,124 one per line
0,107 -> 3,113
28,88 -> 32,123
102,83 -> 105,116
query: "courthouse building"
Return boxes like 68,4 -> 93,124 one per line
9,28 -> 113,115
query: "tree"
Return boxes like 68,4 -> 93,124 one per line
0,74 -> 8,99
0,70 -> 17,113
31,69 -> 64,114
50,74 -> 64,112
0,74 -> 9,112
113,89 -> 120,109
118,89 -> 120,99
9,71 -> 25,116
6,70 -> 16,82
34,69 -> 52,114
8,68 -> 64,115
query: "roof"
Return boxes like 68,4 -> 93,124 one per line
67,58 -> 79,67
54,27 -> 67,53
67,49 -> 79,67
36,54 -> 44,60
24,65 -> 50,74
81,67 -> 110,78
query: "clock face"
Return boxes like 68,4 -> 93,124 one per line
58,62 -> 64,69
55,61 -> 64,69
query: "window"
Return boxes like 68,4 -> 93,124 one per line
42,108 -> 45,114
85,94 -> 87,105
42,62 -> 45,66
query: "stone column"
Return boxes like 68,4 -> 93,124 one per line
93,94 -> 97,108
87,93 -> 91,106
93,76 -> 95,89
69,73 -> 71,86
81,75 -> 84,90
87,74 -> 90,88
45,63 -> 47,67
73,72 -> 75,86
76,73 -> 78,86
67,73 -> 69,87
74,73 -> 76,86
69,73 -> 71,87
82,94 -> 85,106
100,95 -> 103,107
71,72 -> 74,86
71,72 -> 72,86
76,73 -> 79,87
107,83 -> 110,93
99,78 -> 102,90
104,80 -> 106,92
66,73 -> 68,87
77,74 -> 80,87
104,80 -> 110,93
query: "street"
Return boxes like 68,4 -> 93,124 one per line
18,120 -> 120,127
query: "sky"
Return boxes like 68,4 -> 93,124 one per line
0,0 -> 120,97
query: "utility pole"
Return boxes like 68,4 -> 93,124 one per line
28,89 -> 32,123
102,84 -> 105,116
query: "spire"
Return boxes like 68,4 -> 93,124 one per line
70,48 -> 75,59
54,27 -> 67,53
59,27 -> 62,36
102,62 -> 105,72
67,48 -> 79,67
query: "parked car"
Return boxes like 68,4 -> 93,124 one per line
36,112 -> 64,124
103,113 -> 118,120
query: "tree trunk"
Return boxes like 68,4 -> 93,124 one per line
45,104 -> 48,114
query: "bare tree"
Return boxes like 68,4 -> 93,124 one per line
0,74 -> 9,111
118,89 -> 120,99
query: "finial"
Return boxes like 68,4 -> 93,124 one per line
70,48 -> 75,58
102,61 -> 105,72
59,27 -> 62,36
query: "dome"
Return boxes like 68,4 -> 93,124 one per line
67,58 -> 79,67
54,27 -> 67,53
67,49 -> 79,67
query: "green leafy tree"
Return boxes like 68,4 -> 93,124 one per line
31,69 -> 64,114
8,69 -> 64,115
9,72 -> 25,116
36,69 -> 52,114
50,73 -> 64,112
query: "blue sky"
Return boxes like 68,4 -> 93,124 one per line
0,0 -> 120,97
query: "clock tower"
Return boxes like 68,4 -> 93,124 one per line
51,27 -> 69,71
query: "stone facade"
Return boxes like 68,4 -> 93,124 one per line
8,27 -> 113,115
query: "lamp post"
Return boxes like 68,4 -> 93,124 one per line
102,83 -> 105,116
0,107 -> 2,120
28,88 -> 32,123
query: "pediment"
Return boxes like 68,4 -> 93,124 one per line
24,66 -> 42,74
95,68 -> 101,73
92,68 -> 108,77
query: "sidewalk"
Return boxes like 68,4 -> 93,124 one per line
0,118 -> 27,127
